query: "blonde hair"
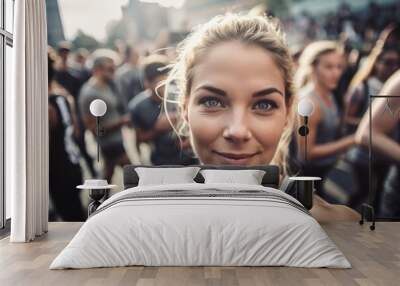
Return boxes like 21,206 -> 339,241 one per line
350,25 -> 398,89
295,41 -> 341,89
164,13 -> 296,176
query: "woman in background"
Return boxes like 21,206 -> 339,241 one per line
294,41 -> 356,201
164,14 -> 360,222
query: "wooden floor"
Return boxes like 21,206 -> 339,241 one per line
0,222 -> 399,286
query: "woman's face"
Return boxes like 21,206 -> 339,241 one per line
183,41 -> 288,166
313,51 -> 344,91
375,50 -> 400,82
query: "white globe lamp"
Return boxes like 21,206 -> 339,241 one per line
297,98 -> 314,117
90,99 -> 107,117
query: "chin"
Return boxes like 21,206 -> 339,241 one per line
329,83 -> 339,90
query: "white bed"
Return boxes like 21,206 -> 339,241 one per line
50,183 -> 351,269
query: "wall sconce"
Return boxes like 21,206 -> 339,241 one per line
89,99 -> 107,162
77,99 -> 113,217
297,97 -> 314,162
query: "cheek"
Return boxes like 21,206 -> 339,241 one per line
318,68 -> 336,85
187,106 -> 223,147
319,68 -> 330,79
251,114 -> 287,152
375,63 -> 383,72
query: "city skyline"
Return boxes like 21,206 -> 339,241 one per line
58,0 -> 186,41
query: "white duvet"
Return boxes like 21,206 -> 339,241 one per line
50,183 -> 351,269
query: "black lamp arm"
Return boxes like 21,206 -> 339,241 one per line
297,115 -> 309,163
96,116 -> 100,163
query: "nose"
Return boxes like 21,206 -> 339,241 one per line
223,112 -> 252,143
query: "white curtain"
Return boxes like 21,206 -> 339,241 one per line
6,0 -> 49,242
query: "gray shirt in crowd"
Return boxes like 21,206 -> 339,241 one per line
128,90 -> 193,165
115,64 -> 144,110
79,80 -> 124,151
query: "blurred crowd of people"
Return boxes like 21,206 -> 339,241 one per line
48,42 -> 197,221
48,1 -> 400,221
283,1 -> 400,50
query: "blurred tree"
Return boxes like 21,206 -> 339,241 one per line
71,30 -> 100,52
264,0 -> 291,18
104,6 -> 137,49
105,20 -> 127,48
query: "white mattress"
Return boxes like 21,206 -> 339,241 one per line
50,183 -> 351,269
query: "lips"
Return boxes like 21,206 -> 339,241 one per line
212,150 -> 261,164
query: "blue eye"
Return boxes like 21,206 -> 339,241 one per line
199,97 -> 224,108
253,100 -> 277,111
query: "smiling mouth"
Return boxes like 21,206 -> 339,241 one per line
212,150 -> 261,161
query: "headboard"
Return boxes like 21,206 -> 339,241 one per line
123,164 -> 280,189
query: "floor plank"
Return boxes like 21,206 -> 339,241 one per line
0,222 -> 399,286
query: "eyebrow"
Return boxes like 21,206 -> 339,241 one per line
196,85 -> 226,96
253,87 -> 284,97
195,85 -> 284,97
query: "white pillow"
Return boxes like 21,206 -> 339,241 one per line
135,167 -> 200,186
200,169 -> 266,185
